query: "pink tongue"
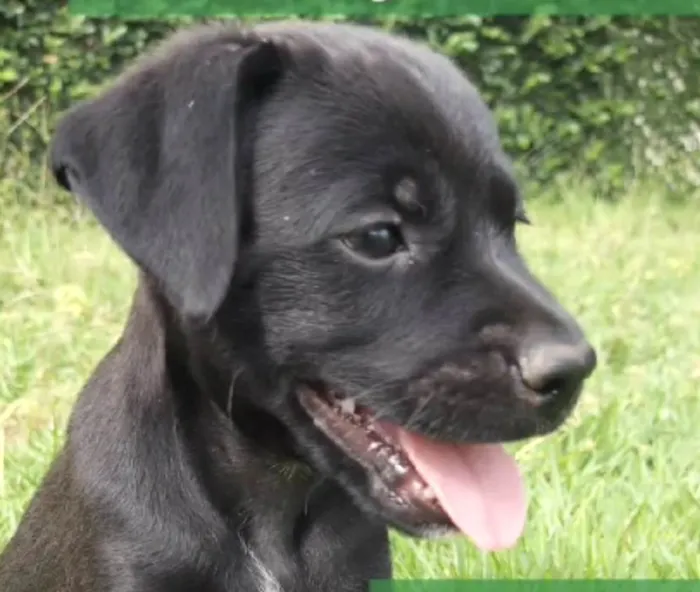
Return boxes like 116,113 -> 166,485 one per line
396,429 -> 527,551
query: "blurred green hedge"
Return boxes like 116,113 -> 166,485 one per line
1,1 -> 699,196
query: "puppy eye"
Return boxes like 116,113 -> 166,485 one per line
341,223 -> 406,260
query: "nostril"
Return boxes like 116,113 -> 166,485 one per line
533,375 -> 568,401
520,365 -> 573,404
518,341 -> 596,400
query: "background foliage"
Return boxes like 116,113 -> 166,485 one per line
1,1 -> 699,198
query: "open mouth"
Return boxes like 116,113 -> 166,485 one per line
297,384 -> 527,551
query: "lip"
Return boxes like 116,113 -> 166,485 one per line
296,384 -> 454,529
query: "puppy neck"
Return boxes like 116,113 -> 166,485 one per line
123,277 -> 331,535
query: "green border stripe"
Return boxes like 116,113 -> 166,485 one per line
69,0 -> 700,17
369,581 -> 700,592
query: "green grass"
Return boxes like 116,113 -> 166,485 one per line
1,185 -> 699,579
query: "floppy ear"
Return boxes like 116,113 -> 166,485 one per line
50,34 -> 285,318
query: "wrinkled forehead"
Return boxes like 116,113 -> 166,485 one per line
251,27 -> 515,241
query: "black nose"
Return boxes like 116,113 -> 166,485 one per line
518,338 -> 597,402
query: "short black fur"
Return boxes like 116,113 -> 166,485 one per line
0,21 -> 596,592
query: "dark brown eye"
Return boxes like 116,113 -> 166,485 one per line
342,223 -> 406,260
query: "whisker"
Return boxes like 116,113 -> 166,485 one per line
226,367 -> 245,417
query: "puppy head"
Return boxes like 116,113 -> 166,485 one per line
51,23 -> 596,551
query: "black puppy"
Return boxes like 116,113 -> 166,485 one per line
0,21 -> 596,592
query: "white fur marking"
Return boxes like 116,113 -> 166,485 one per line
243,541 -> 283,592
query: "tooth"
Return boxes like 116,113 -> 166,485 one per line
368,442 -> 382,452
339,398 -> 356,415
389,455 -> 408,475
376,446 -> 392,460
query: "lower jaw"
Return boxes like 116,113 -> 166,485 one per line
296,385 -> 455,531
368,482 -> 457,538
